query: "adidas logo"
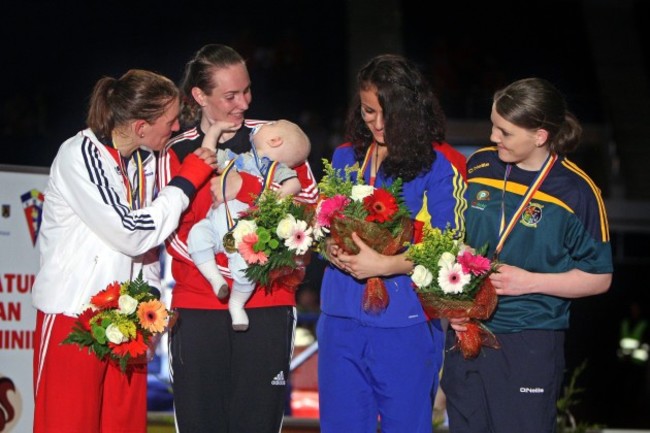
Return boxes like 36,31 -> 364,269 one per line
271,371 -> 286,386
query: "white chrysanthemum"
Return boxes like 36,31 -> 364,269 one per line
284,219 -> 314,255
411,264 -> 433,288
437,262 -> 471,294
118,294 -> 138,315
105,324 -> 128,344
350,184 -> 375,201
438,251 -> 456,267
232,219 -> 258,246
276,214 -> 297,239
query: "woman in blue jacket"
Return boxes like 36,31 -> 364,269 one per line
317,54 -> 467,433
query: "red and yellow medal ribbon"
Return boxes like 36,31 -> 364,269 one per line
494,153 -> 557,259
360,142 -> 379,186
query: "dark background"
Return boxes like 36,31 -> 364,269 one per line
2,0 -> 649,429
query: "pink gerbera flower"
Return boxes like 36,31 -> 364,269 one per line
317,195 -> 350,227
284,220 -> 314,255
238,233 -> 269,264
456,251 -> 491,276
437,262 -> 471,294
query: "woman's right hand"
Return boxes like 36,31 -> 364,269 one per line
209,170 -> 243,207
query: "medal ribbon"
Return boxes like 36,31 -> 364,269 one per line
115,147 -> 145,210
494,153 -> 557,259
220,157 -> 279,232
361,143 -> 378,186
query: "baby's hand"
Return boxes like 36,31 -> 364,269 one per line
202,121 -> 241,151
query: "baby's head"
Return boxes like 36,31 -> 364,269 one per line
251,119 -> 311,168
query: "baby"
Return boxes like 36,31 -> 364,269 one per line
187,119 -> 311,331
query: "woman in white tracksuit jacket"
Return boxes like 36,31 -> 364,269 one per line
31,69 -> 216,433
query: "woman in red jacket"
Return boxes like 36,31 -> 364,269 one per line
157,44 -> 318,433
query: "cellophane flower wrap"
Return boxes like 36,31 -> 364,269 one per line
406,226 -> 500,358
62,272 -> 174,373
232,189 -> 315,292
314,159 -> 413,314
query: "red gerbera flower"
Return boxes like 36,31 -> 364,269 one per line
77,308 -> 98,331
90,281 -> 121,310
363,188 -> 398,223
109,331 -> 148,358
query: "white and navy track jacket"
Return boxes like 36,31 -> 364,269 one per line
32,129 -> 196,317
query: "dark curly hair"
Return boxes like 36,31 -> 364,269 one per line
345,54 -> 446,182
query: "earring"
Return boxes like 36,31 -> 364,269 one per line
140,133 -> 145,138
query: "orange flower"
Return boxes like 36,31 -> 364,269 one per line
109,331 -> 148,358
137,299 -> 168,333
90,281 -> 121,309
363,188 -> 398,223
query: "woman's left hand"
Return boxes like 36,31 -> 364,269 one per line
489,264 -> 531,296
336,232 -> 384,280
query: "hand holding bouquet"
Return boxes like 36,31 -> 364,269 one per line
406,226 -> 500,358
62,273 -> 174,372
230,189 -> 315,292
315,160 -> 413,314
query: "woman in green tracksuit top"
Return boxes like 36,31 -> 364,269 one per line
443,77 -> 613,433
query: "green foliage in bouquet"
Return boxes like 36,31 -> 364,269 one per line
317,158 -> 363,198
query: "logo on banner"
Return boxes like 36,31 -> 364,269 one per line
0,374 -> 21,432
20,190 -> 44,246
1,205 -> 9,218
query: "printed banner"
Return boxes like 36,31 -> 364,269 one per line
0,165 -> 49,433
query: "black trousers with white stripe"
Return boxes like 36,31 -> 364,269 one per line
170,306 -> 296,433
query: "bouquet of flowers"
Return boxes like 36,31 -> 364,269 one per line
229,189 -> 315,292
406,226 -> 500,358
62,273 -> 174,372
314,159 -> 413,314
